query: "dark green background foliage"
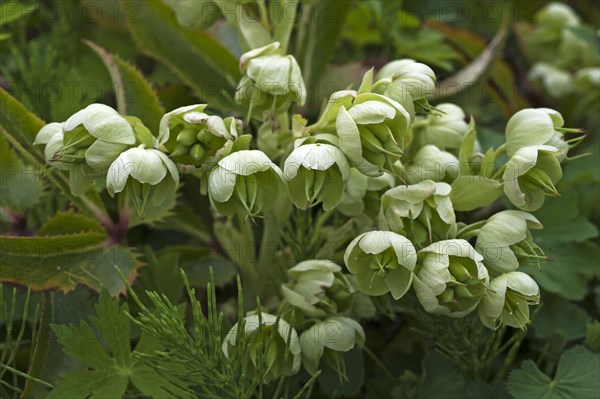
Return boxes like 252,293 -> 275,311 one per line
1,1 -> 599,398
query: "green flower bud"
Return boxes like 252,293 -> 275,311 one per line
411,103 -> 470,152
222,312 -> 301,382
503,145 -> 562,211
478,271 -> 540,330
159,104 -> 239,164
413,239 -> 489,317
281,260 -> 357,318
475,210 -> 544,273
379,180 -> 456,246
164,0 -> 220,30
283,143 -> 350,211
375,59 -> 436,112
235,42 -> 306,116
207,150 -> 285,216
299,316 -> 364,375
404,145 -> 459,184
106,146 -> 179,216
343,231 -> 416,300
528,63 -> 574,99
335,92 -> 411,175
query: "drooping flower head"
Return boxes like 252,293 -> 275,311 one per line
208,150 -> 285,216
222,312 -> 301,382
235,42 -> 306,116
344,231 -> 417,300
413,239 -> 489,317
479,271 -> 540,330
284,143 -> 350,211
379,180 -> 456,246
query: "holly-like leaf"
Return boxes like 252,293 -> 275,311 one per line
84,40 -> 165,132
0,224 -> 141,296
507,346 -> 600,399
37,210 -> 104,236
48,290 -> 192,399
122,0 -> 240,113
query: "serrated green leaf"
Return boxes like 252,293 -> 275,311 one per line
122,0 -> 240,113
533,295 -> 589,341
38,210 -> 104,236
48,290 -> 192,399
84,40 -> 165,132
507,346 -> 600,399
0,162 -> 46,213
0,233 -> 141,296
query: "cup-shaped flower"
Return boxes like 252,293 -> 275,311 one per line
283,143 -> 350,211
411,103 -> 470,152
106,146 -> 179,216
336,93 -> 411,175
379,180 -> 456,246
413,239 -> 489,317
281,260 -> 362,318
505,108 -> 577,162
222,312 -> 301,382
475,211 -> 544,273
528,63 -> 574,99
404,145 -> 459,184
60,103 -> 136,168
208,150 -> 285,216
503,145 -> 562,211
375,59 -> 436,113
478,271 -> 540,330
343,231 -> 416,299
235,42 -> 306,116
299,317 -> 364,375
158,104 -> 238,164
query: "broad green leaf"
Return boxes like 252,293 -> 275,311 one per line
161,245 -> 235,288
84,40 -> 165,132
122,0 -> 240,113
48,290 -> 192,399
0,233 -> 141,296
136,247 -> 184,304
587,320 -> 600,352
318,346 -> 364,397
521,242 -> 600,301
0,161 -> 45,213
417,351 -> 466,399
450,176 -> 503,211
533,295 -> 589,341
466,382 -> 511,399
507,346 -> 600,399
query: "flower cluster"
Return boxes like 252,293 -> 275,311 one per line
34,36 -> 582,382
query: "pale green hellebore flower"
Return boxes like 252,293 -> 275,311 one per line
475,210 -> 544,273
283,143 -> 350,211
478,271 -> 540,330
413,239 -> 489,317
335,92 -> 411,175
62,103 -> 136,167
379,180 -> 456,246
528,63 -> 574,99
159,104 -> 239,164
503,145 -> 562,211
208,150 -> 285,216
337,168 -> 369,217
404,145 -> 459,184
505,108 -> 573,161
532,2 -> 580,43
235,42 -> 306,116
222,312 -> 301,382
299,316 -> 364,375
106,146 -> 179,216
374,59 -> 436,114
411,103 -> 470,152
344,231 -> 417,300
